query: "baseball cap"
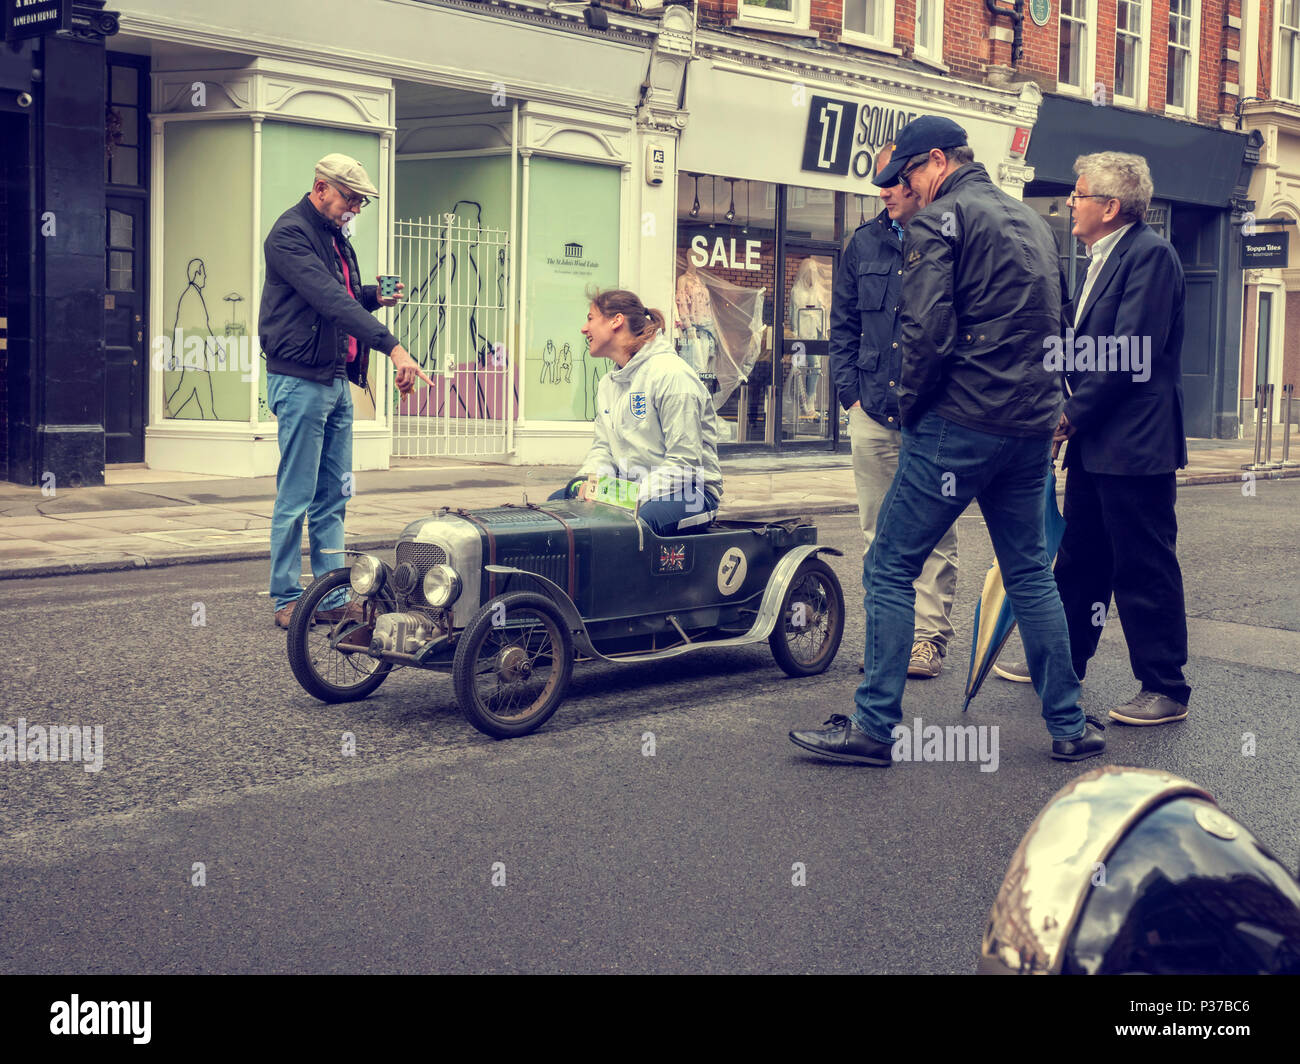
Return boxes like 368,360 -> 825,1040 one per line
314,153 -> 380,198
873,115 -> 968,188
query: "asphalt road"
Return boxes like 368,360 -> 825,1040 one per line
2,480 -> 1297,973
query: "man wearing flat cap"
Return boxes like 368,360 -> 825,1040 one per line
260,153 -> 432,629
790,116 -> 1104,766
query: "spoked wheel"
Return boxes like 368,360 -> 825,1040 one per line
769,556 -> 845,677
452,592 -> 574,739
287,567 -> 395,702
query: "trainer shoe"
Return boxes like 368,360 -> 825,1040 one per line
907,640 -> 943,678
1109,689 -> 1189,726
1051,715 -> 1106,761
993,659 -> 1031,683
789,715 -> 893,766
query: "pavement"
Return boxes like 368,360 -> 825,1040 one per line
0,438 -> 1295,580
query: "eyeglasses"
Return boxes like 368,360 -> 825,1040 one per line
1066,191 -> 1114,206
329,181 -> 370,209
898,156 -> 927,190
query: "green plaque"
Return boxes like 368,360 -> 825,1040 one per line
1030,0 -> 1051,27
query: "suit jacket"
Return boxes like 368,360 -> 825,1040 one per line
1063,220 -> 1189,475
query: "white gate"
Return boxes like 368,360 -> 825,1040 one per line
390,213 -> 514,457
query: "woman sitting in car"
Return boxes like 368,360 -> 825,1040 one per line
553,288 -> 723,536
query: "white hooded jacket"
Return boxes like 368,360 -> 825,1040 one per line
577,331 -> 724,503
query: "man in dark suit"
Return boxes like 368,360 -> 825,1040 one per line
1051,151 -> 1191,725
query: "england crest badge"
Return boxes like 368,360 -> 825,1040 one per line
629,392 -> 648,419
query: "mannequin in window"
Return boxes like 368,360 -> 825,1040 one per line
786,257 -> 832,420
675,260 -> 717,375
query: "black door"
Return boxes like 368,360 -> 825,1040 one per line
105,55 -> 149,464
105,196 -> 146,462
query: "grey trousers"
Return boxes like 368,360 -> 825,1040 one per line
849,404 -> 959,655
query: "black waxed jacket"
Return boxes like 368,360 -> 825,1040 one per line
259,195 -> 400,388
829,209 -> 905,428
898,163 -> 1072,436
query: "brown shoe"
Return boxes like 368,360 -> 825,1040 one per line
274,601 -> 298,629
334,601 -> 374,648
1108,689 -> 1189,726
907,640 -> 942,678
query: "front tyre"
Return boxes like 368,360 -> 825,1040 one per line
452,592 -> 574,739
287,567 -> 394,703
769,556 -> 845,677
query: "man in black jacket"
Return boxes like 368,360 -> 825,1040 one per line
261,153 -> 431,629
791,116 -> 1104,766
1050,152 -> 1191,725
829,144 -> 958,679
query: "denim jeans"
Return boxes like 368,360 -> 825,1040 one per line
268,373 -> 353,611
853,411 -> 1085,743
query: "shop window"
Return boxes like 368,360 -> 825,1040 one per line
914,0 -> 942,62
842,0 -> 895,49
677,175 -> 777,445
1114,0 -> 1147,106
1058,0 -> 1092,94
1166,0 -> 1197,114
1277,2 -> 1300,102
738,0 -> 809,29
784,186 -> 837,242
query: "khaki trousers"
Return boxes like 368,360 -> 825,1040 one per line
849,404 -> 959,655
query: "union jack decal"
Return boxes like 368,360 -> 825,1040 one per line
656,543 -> 688,574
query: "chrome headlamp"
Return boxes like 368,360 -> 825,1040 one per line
349,554 -> 386,596
422,563 -> 462,607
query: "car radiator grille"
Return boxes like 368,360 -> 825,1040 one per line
395,542 -> 449,608
396,542 -> 447,573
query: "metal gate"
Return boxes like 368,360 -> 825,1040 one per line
390,212 -> 514,457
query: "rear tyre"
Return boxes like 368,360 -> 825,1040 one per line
452,592 -> 574,739
769,556 -> 844,677
287,567 -> 394,702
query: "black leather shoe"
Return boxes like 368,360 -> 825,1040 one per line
789,714 -> 893,766
1051,714 -> 1106,762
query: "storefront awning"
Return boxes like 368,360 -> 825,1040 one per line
1026,96 -> 1248,208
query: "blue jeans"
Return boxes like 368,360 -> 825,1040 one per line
853,411 -> 1085,743
268,373 -> 353,610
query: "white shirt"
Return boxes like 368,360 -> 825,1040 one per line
578,331 -> 724,502
1074,222 -> 1134,328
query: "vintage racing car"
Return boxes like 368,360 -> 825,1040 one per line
286,495 -> 845,738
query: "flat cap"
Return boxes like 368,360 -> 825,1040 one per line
314,153 -> 380,198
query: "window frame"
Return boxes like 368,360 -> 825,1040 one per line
1274,0 -> 1300,103
1057,0 -> 1098,98
737,0 -> 810,29
1165,0 -> 1200,118
841,0 -> 897,50
1113,0 -> 1151,108
913,0 -> 944,62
